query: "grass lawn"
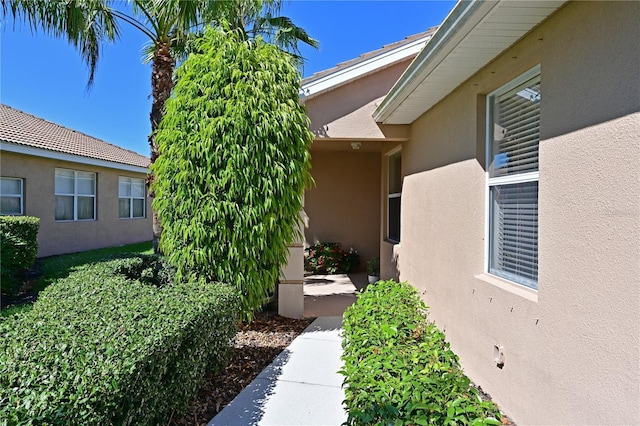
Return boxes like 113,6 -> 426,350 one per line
1,241 -> 153,317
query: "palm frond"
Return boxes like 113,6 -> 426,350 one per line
3,0 -> 120,87
252,14 -> 318,56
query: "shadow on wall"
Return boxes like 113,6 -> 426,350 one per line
391,245 -> 401,282
311,125 -> 329,138
380,242 -> 401,283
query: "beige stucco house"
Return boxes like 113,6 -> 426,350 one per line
302,1 -> 639,424
301,28 -> 437,270
0,104 -> 152,257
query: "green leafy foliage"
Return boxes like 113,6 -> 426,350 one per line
0,216 -> 39,293
367,257 -> 380,276
151,25 -> 313,320
0,255 -> 240,425
110,253 -> 176,288
36,241 -> 153,293
341,280 -> 501,425
304,242 -> 360,274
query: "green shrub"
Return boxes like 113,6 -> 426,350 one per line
304,242 -> 360,274
110,253 -> 176,288
152,25 -> 313,320
0,255 -> 240,425
0,216 -> 39,292
341,280 -> 501,426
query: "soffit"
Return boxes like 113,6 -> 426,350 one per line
374,0 -> 567,125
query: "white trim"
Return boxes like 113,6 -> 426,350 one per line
1,141 -> 149,174
0,177 -> 24,215
384,145 -> 403,157
486,65 -> 541,99
374,0 -> 486,122
484,67 -> 541,290
474,273 -> 538,303
118,176 -> 146,219
488,171 -> 539,187
55,168 -> 96,222
485,66 -> 541,259
374,1 -> 565,124
300,35 -> 432,100
386,150 -> 402,243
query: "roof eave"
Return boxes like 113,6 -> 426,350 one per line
374,0 -> 568,125
1,141 -> 149,174
300,34 -> 432,102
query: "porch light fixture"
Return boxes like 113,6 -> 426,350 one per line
351,142 -> 361,150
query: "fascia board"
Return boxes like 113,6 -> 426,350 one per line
300,36 -> 431,101
374,0 -> 493,123
1,141 -> 149,174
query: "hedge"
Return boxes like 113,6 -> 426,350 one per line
0,216 -> 39,291
0,255 -> 240,425
341,280 -> 501,425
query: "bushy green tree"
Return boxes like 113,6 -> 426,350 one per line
151,25 -> 313,319
4,0 -> 317,252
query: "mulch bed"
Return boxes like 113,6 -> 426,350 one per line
168,310 -> 315,426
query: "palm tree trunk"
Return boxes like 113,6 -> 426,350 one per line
148,42 -> 175,253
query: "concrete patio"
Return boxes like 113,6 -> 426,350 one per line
303,272 -> 367,318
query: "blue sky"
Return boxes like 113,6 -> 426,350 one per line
1,1 -> 456,156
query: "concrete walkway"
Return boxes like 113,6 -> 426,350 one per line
209,317 -> 347,426
209,274 -> 365,426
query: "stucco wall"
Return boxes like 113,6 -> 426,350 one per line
304,150 -> 381,272
305,60 -> 413,139
390,2 -> 640,424
1,151 -> 152,257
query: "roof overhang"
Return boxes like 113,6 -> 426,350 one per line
310,137 -> 408,153
300,34 -> 432,102
1,141 -> 149,174
374,0 -> 567,124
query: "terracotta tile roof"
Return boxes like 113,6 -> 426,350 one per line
0,104 -> 150,169
302,27 -> 438,85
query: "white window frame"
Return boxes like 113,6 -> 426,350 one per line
386,148 -> 402,243
118,176 -> 146,219
0,177 -> 24,215
55,168 -> 96,222
484,65 -> 540,290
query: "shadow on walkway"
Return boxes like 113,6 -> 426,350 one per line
303,272 -> 367,318
209,317 -> 347,425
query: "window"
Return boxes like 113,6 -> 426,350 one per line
486,66 -> 540,289
55,169 -> 96,221
387,150 -> 402,242
119,177 -> 145,218
1,177 -> 24,215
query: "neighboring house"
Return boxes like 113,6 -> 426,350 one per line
304,1 -> 639,424
0,104 -> 152,257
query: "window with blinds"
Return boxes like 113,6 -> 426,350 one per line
487,66 -> 540,289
